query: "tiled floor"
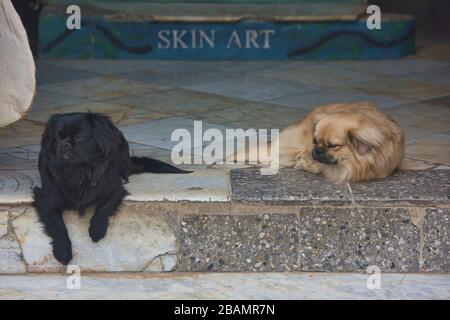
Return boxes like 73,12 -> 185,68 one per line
1,44 -> 449,199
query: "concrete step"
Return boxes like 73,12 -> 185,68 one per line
0,168 -> 448,274
1,272 -> 449,300
39,2 -> 415,59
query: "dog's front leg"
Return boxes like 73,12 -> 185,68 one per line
89,187 -> 128,242
33,188 -> 72,265
294,156 -> 322,174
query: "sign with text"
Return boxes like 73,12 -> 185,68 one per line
40,18 -> 415,60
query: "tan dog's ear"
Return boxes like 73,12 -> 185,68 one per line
348,127 -> 384,156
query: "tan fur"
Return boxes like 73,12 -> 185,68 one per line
231,102 -> 405,183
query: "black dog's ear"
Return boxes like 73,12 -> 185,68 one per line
87,113 -> 122,157
87,113 -> 131,180
348,127 -> 384,156
41,114 -> 62,154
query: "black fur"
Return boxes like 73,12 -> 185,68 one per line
130,156 -> 189,174
33,112 -> 190,265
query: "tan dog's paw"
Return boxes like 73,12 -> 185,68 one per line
294,157 -> 322,174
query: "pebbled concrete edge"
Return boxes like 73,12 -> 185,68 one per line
0,202 -> 449,273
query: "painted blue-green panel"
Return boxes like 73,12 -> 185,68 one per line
40,17 -> 415,60
39,15 -> 95,58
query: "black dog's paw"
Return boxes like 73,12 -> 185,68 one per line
52,240 -> 73,265
89,219 -> 108,243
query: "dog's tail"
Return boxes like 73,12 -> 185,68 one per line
130,157 -> 192,174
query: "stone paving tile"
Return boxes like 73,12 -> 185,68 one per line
187,74 -> 320,102
205,60 -> 281,74
120,117 -> 231,151
104,108 -> 173,127
0,208 -> 8,238
0,120 -> 44,149
119,62 -> 233,87
0,166 -> 229,205
128,143 -> 172,161
25,102 -> 170,127
349,170 -> 450,206
298,207 -> 420,272
223,117 -> 300,131
11,207 -> 178,272
36,61 -> 96,86
416,42 -> 450,62
40,76 -> 168,101
0,169 -> 39,204
435,165 -> 450,170
50,59 -> 178,75
406,66 -> 450,86
255,64 -> 375,88
270,87 -> 412,110
397,126 -> 435,143
185,101 -> 308,129
179,214 -> 299,272
230,169 -> 450,206
29,89 -> 92,112
1,273 -> 449,299
125,169 -> 230,202
385,101 -> 450,142
406,134 -> 450,165
0,153 -> 37,170
0,233 -> 27,273
319,59 -> 450,77
423,208 -> 450,272
230,169 -> 351,205
421,95 -> 450,108
121,59 -> 277,82
347,77 -> 450,101
403,130 -> 436,143
386,101 -> 450,134
0,145 -> 40,162
107,88 -> 239,115
16,145 -> 41,159
399,158 -> 440,171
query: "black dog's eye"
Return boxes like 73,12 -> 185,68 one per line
74,134 -> 85,142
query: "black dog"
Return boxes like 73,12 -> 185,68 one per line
33,112 -> 190,265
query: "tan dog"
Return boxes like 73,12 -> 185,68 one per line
231,102 -> 405,183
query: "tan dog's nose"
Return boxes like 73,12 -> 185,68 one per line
312,146 -> 325,158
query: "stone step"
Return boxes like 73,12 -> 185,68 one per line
0,169 -> 448,274
1,272 -> 449,300
39,2 -> 415,59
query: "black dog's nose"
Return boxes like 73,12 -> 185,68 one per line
60,141 -> 71,151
